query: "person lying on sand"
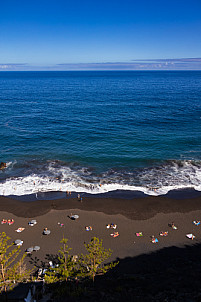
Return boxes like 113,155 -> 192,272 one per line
159,231 -> 168,236
169,222 -> 177,230
43,228 -> 51,235
151,236 -> 158,243
110,232 -> 119,238
1,219 -> 7,224
7,219 -> 14,225
110,223 -> 117,229
193,220 -> 200,226
85,226 -> 92,231
106,223 -> 117,229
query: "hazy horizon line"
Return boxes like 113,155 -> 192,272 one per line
1,58 -> 201,71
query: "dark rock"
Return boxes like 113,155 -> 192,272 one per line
0,162 -> 6,169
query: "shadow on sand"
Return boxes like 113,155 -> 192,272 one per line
1,243 -> 201,301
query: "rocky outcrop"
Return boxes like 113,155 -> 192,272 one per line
0,162 -> 6,170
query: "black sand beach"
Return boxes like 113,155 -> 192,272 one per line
1,194 -> 201,262
1,193 -> 201,301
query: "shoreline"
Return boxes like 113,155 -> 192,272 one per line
1,190 -> 201,219
7,187 -> 201,202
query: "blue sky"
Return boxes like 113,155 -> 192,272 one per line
0,0 -> 201,70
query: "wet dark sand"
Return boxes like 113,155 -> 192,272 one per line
1,193 -> 201,219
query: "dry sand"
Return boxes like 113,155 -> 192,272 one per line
1,195 -> 201,268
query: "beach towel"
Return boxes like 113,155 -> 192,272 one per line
136,232 -> 143,237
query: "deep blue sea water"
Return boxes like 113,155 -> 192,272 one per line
0,71 -> 201,198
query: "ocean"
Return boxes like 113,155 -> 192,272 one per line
0,71 -> 201,199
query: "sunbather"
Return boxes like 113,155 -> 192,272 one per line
110,223 -> 117,229
193,220 -> 200,226
170,222 -> 177,230
151,236 -> 158,243
85,226 -> 92,231
106,223 -> 117,229
1,219 -> 7,224
7,219 -> 14,225
159,231 -> 168,236
110,232 -> 119,238
43,228 -> 51,235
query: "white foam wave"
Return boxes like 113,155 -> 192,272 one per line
5,161 -> 15,169
0,160 -> 201,197
0,176 -> 199,197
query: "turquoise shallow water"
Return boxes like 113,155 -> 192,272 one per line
0,71 -> 201,197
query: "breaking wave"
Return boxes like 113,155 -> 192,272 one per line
1,159 -> 201,197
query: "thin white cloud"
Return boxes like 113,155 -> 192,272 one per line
0,65 -> 9,69
0,63 -> 27,70
0,59 -> 201,71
